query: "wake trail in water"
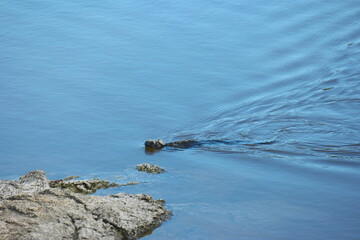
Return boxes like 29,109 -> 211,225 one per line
164,31 -> 360,169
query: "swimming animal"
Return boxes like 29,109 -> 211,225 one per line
145,139 -> 199,150
144,139 -> 275,151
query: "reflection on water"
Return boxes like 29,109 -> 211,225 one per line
1,0 -> 360,239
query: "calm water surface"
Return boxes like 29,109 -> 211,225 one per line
1,1 -> 360,239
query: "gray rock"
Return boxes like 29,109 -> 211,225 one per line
136,163 -> 165,174
0,170 -> 49,199
0,170 -> 171,240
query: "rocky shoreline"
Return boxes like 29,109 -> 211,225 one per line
0,170 -> 171,240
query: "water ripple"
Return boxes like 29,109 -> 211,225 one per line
166,3 -> 360,170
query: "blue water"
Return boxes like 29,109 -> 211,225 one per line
1,1 -> 360,239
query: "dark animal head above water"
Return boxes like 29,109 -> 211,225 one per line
145,139 -> 165,149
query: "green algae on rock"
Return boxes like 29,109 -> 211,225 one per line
49,178 -> 138,194
62,175 -> 80,181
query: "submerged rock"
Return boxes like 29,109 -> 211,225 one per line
0,170 -> 171,240
136,163 -> 165,174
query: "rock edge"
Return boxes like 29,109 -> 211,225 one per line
0,170 -> 171,240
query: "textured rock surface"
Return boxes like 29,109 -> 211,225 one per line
49,179 -> 137,195
136,163 -> 165,174
0,170 -> 171,240
0,170 -> 49,199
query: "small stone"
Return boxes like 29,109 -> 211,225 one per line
136,163 -> 165,174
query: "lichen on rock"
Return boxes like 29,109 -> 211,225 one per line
49,179 -> 120,194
